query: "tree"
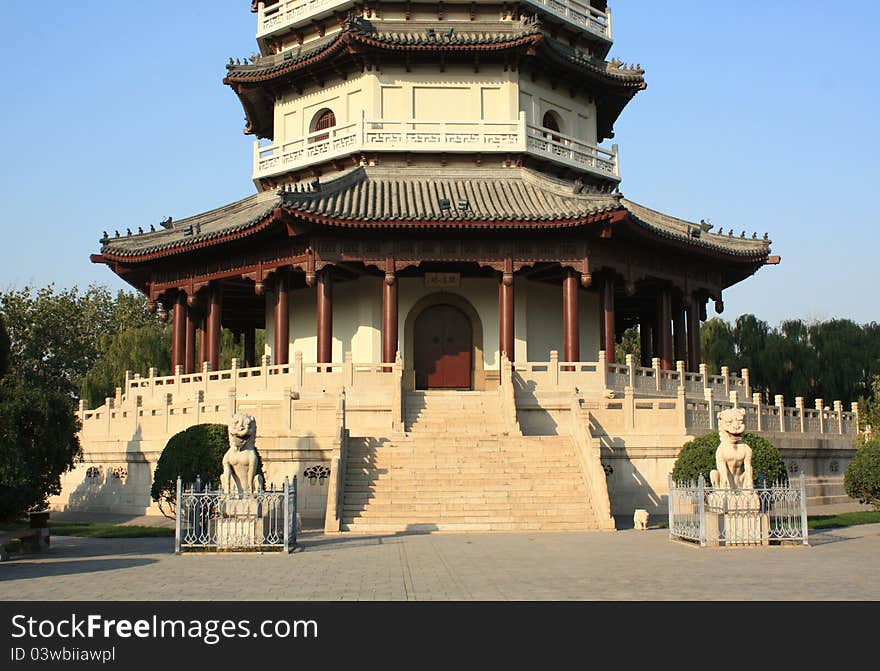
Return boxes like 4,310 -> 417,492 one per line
844,436 -> 880,509
614,326 -> 640,365
700,318 -> 735,375
0,313 -> 8,379
0,312 -> 81,520
150,424 -> 229,517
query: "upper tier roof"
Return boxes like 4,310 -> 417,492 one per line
97,165 -> 769,263
224,16 -> 645,140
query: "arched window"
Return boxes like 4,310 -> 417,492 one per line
542,111 -> 562,143
309,108 -> 336,144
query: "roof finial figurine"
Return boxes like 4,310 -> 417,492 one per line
752,232 -> 757,239
138,227 -> 144,235
100,231 -> 108,242
126,228 -> 132,236
740,230 -> 746,238
763,232 -> 769,240
150,224 -> 156,232
160,216 -> 173,229
114,230 -> 120,237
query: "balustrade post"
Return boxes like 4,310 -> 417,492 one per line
795,397 -> 805,433
174,364 -> 182,389
652,357 -> 661,391
626,354 -> 636,388
262,354 -> 270,390
753,393 -> 763,432
230,358 -> 239,397
344,351 -> 354,389
78,399 -> 87,423
164,393 -> 172,433
815,398 -> 825,434
549,350 -> 559,386
624,386 -> 635,430
699,363 -> 708,391
115,386 -> 123,408
597,350 -> 607,389
105,397 -> 113,436
124,370 -> 133,402
729,390 -> 738,409
149,367 -> 158,399
294,350 -> 303,392
775,395 -> 786,432
704,388 -> 715,430
834,400 -> 843,434
741,368 -> 751,397
851,401 -> 860,433
283,386 -> 293,430
676,360 -> 686,389
677,386 -> 687,432
202,361 -> 210,397
721,366 -> 730,398
227,388 -> 236,418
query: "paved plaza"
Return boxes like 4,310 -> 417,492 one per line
2,523 -> 880,600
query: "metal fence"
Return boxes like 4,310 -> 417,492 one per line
668,473 -> 808,547
174,476 -> 297,553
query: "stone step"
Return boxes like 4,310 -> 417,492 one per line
340,521 -> 599,533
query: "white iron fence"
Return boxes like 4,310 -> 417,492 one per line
174,476 -> 297,553
668,473 -> 808,547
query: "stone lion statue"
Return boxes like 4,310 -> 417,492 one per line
710,407 -> 753,490
222,412 -> 264,495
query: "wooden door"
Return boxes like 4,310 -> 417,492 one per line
414,304 -> 472,389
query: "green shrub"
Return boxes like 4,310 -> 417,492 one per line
671,431 -> 787,487
150,424 -> 228,517
844,437 -> 880,509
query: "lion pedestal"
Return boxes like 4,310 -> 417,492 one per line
704,490 -> 769,546
216,498 -> 269,550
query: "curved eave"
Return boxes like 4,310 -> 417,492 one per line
283,206 -> 628,230
96,207 -> 285,264
621,213 -> 770,263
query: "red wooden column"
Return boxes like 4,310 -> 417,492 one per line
316,268 -> 333,364
274,271 -> 290,365
196,317 -> 205,367
206,283 -> 222,371
562,268 -> 579,362
673,295 -> 687,365
603,275 -> 616,365
657,287 -> 673,370
184,301 -> 196,374
171,292 -> 187,371
382,259 -> 398,364
499,260 -> 515,361
687,294 -> 702,372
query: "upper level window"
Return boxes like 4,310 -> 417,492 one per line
310,109 -> 336,143
542,111 -> 563,143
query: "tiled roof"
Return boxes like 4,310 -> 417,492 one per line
98,166 -> 769,261
100,190 -> 281,259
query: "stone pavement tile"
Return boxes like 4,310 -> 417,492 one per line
2,525 -> 880,600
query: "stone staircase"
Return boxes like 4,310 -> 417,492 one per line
340,390 -> 601,533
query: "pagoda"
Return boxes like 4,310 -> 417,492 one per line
59,2 -> 857,534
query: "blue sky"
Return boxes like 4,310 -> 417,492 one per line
0,1 -> 877,326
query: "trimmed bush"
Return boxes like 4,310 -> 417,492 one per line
671,431 -> 787,487
845,437 -> 880,509
150,424 -> 228,517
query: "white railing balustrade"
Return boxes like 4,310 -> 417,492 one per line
174,476 -> 297,553
524,125 -> 618,176
256,0 -> 355,38
525,0 -> 612,39
668,474 -> 809,547
253,113 -> 620,181
255,0 -> 611,41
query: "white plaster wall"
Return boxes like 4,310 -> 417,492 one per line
266,278 -> 382,363
524,279 -> 600,361
519,81 -> 598,145
267,275 -> 602,365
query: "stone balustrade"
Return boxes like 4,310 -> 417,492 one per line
255,0 -> 612,41
253,113 -> 619,181
78,349 -> 858,442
